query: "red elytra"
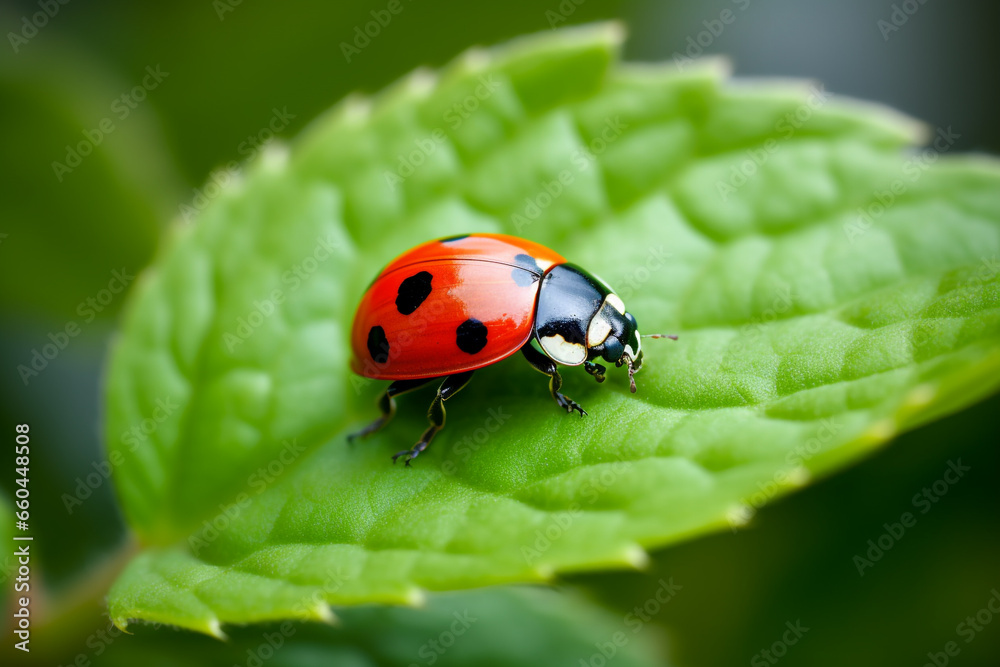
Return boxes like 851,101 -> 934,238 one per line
350,233 -> 565,380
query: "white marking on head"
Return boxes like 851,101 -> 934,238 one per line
587,312 -> 613,347
606,293 -> 625,314
540,334 -> 587,366
624,343 -> 636,360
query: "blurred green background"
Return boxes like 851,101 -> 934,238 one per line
1,0 -> 998,665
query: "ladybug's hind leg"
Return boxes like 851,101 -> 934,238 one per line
393,370 -> 475,467
520,342 -> 587,417
348,377 -> 434,443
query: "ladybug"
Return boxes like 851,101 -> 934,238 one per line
348,233 -> 674,465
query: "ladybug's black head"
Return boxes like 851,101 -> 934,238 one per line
585,294 -> 644,392
533,263 -> 645,392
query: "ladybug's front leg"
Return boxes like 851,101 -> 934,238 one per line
348,377 -> 433,442
520,342 -> 587,417
393,370 -> 475,467
584,361 -> 606,383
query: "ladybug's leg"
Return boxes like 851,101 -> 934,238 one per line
348,378 -> 434,443
393,370 -> 475,467
584,361 -> 606,383
520,342 -> 587,417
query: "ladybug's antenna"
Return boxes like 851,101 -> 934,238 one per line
628,335 -> 677,392
626,357 -> 638,394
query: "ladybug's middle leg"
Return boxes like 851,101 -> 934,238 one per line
348,377 -> 434,442
392,370 -> 475,467
520,342 -> 587,417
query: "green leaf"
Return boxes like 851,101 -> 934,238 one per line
105,23 -> 1000,631
91,587 -> 667,667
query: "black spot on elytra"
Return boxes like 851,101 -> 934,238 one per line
511,268 -> 538,287
367,326 -> 390,364
456,318 -> 488,354
440,234 -> 470,244
511,253 -> 542,287
395,271 -> 433,315
513,253 -> 542,274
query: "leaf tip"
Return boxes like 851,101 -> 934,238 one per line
456,46 -> 491,72
203,618 -> 228,641
787,465 -> 811,488
692,55 -> 733,79
526,20 -> 627,54
903,383 -> 937,411
110,616 -> 131,634
309,601 -> 339,626
860,418 -> 897,446
725,467 -> 811,528
620,543 -> 651,570
601,20 -> 628,48
725,504 -> 755,528
340,93 -> 372,124
403,587 -> 428,607
822,90 -> 929,144
403,66 -> 438,99
260,142 -> 290,172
